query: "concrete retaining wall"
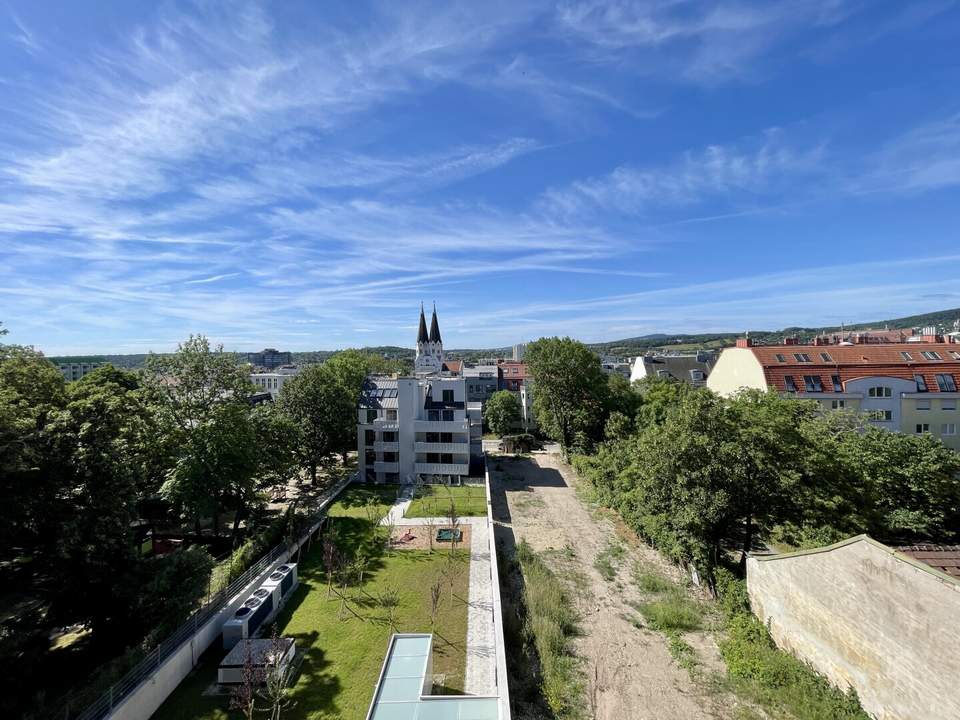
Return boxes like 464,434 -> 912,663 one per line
747,536 -> 960,720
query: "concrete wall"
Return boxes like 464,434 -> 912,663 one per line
747,537 -> 960,720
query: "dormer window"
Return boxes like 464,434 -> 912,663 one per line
921,351 -> 943,361
784,375 -> 797,392
936,374 -> 957,392
915,374 -> 928,392
793,353 -> 812,363
803,375 -> 823,392
775,354 -> 786,363
819,352 -> 833,362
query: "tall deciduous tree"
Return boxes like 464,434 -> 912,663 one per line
485,390 -> 522,436
525,337 -> 608,458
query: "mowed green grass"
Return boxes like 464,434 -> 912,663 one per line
151,511 -> 469,720
326,483 -> 402,520
405,485 -> 487,518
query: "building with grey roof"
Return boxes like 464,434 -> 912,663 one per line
629,351 -> 717,387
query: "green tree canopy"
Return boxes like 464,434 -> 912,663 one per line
485,390 -> 522,436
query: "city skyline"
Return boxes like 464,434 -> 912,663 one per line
3,1 -> 960,355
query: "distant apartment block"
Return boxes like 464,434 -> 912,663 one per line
708,336 -> 960,451
512,343 -> 526,361
357,305 -> 482,484
464,364 -> 499,404
246,348 -> 292,369
630,351 -> 717,387
55,360 -> 104,381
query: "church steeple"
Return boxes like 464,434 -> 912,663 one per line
417,303 -> 429,344
429,302 -> 442,344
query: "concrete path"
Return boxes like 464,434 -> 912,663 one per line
379,485 -> 414,526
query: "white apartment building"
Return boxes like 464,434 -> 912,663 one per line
250,366 -> 301,399
357,306 -> 482,484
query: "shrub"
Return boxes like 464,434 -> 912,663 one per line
634,567 -> 674,594
637,596 -> 703,632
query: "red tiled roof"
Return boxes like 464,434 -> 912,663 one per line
897,545 -> 960,579
442,360 -> 462,373
748,344 -> 960,394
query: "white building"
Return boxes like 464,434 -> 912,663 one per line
358,306 -> 482,484
512,343 -> 527,361
250,366 -> 301,399
56,361 -> 104,381
629,351 -> 716,387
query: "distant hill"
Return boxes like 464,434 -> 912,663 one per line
43,307 -> 960,367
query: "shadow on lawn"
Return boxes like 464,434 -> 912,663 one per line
281,630 -> 342,720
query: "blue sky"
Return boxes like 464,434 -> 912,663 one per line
2,1 -> 960,355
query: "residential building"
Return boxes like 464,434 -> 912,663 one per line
512,343 -> 526,361
250,365 -> 301,399
246,348 -> 292,369
464,364 -> 499,404
707,337 -> 960,450
497,360 -> 528,392
55,360 -> 104,381
600,354 -> 632,378
630,351 -> 716,387
358,306 -> 482,484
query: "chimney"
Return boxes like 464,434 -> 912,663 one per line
736,338 -> 752,348
813,336 -> 828,346
783,337 -> 799,346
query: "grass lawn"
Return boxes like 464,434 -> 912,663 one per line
326,483 -> 402,520
405,485 -> 487,518
151,511 -> 469,720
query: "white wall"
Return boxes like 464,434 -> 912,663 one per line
706,348 -> 767,396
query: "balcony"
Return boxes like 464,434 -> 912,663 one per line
414,441 -> 469,453
415,462 -> 469,476
373,418 -> 399,430
374,461 -> 399,473
414,419 -> 468,433
374,441 -> 399,453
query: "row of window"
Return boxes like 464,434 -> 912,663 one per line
915,373 -> 958,392
776,349 -> 960,363
915,423 -> 957,436
784,374 -> 843,392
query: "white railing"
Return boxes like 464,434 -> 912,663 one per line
415,462 -> 469,476
374,461 -> 399,473
484,459 -> 512,719
414,441 -> 469,453
414,419 -> 468,432
374,441 -> 399,452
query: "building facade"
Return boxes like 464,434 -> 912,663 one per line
708,338 -> 960,451
357,306 -> 482,484
250,366 -> 301,399
56,361 -> 104,381
246,348 -> 292,370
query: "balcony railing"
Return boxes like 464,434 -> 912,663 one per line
372,418 -> 399,430
415,462 -> 470,476
374,461 -> 399,473
374,441 -> 400,453
414,441 -> 469,453
414,419 -> 468,432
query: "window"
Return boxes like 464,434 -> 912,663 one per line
775,353 -> 786,363
689,369 -> 705,381
512,367 -> 519,374
440,453 -> 453,464
951,351 -> 960,360
832,374 -> 843,392
831,399 -> 846,409
382,451 -> 398,462
872,410 -> 893,421
442,389 -> 454,403
784,375 -> 797,392
868,386 -> 892,398
793,353 -> 812,363
364,429 -> 376,444
442,409 -> 454,421
935,374 -> 957,392
942,399 -> 957,411
428,410 -> 440,421
803,375 -> 823,392
942,423 -> 957,436
915,424 -> 930,434
387,409 -> 397,421
819,352 -> 833,362
915,374 -> 928,392
921,351 -> 943,361
916,399 -> 931,411
900,351 -> 913,361
382,431 -> 397,442
366,409 -> 378,423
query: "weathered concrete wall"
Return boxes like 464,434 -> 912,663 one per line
747,537 -> 960,720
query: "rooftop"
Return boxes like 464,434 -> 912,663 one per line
897,545 -> 960,580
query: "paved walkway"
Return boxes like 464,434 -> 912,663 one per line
379,485 -> 414,526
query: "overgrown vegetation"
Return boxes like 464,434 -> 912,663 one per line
515,540 -> 585,720
713,570 -> 870,720
592,540 -> 625,582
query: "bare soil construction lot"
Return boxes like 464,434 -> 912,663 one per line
490,449 -> 731,720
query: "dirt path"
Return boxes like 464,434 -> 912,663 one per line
491,449 -> 725,720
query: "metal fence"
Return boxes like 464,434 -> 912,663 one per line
57,476 -> 353,720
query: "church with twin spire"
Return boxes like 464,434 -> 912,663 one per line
414,303 -> 445,375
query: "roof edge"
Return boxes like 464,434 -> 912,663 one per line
752,534 -> 960,588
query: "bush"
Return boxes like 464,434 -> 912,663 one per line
634,567 -> 674,594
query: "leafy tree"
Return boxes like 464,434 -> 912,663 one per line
278,364 -> 356,483
485,390 -> 522,436
605,373 -> 641,420
633,376 -> 692,428
321,350 -> 375,459
139,545 -> 215,638
526,338 -> 609,459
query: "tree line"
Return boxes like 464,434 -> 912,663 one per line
524,337 -> 960,588
0,326 -> 394,717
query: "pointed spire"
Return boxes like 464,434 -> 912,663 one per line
429,302 -> 442,344
417,303 -> 429,343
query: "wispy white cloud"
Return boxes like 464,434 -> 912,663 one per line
9,13 -> 41,55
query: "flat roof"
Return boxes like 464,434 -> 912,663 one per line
366,634 -> 499,720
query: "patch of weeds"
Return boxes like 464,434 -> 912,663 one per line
562,544 -> 576,560
665,630 -> 699,672
593,541 -> 625,582
633,565 -> 674,595
637,595 -> 704,632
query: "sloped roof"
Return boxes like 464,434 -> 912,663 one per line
429,306 -> 442,343
897,545 -> 960,580
747,343 -> 960,394
417,306 -> 429,344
